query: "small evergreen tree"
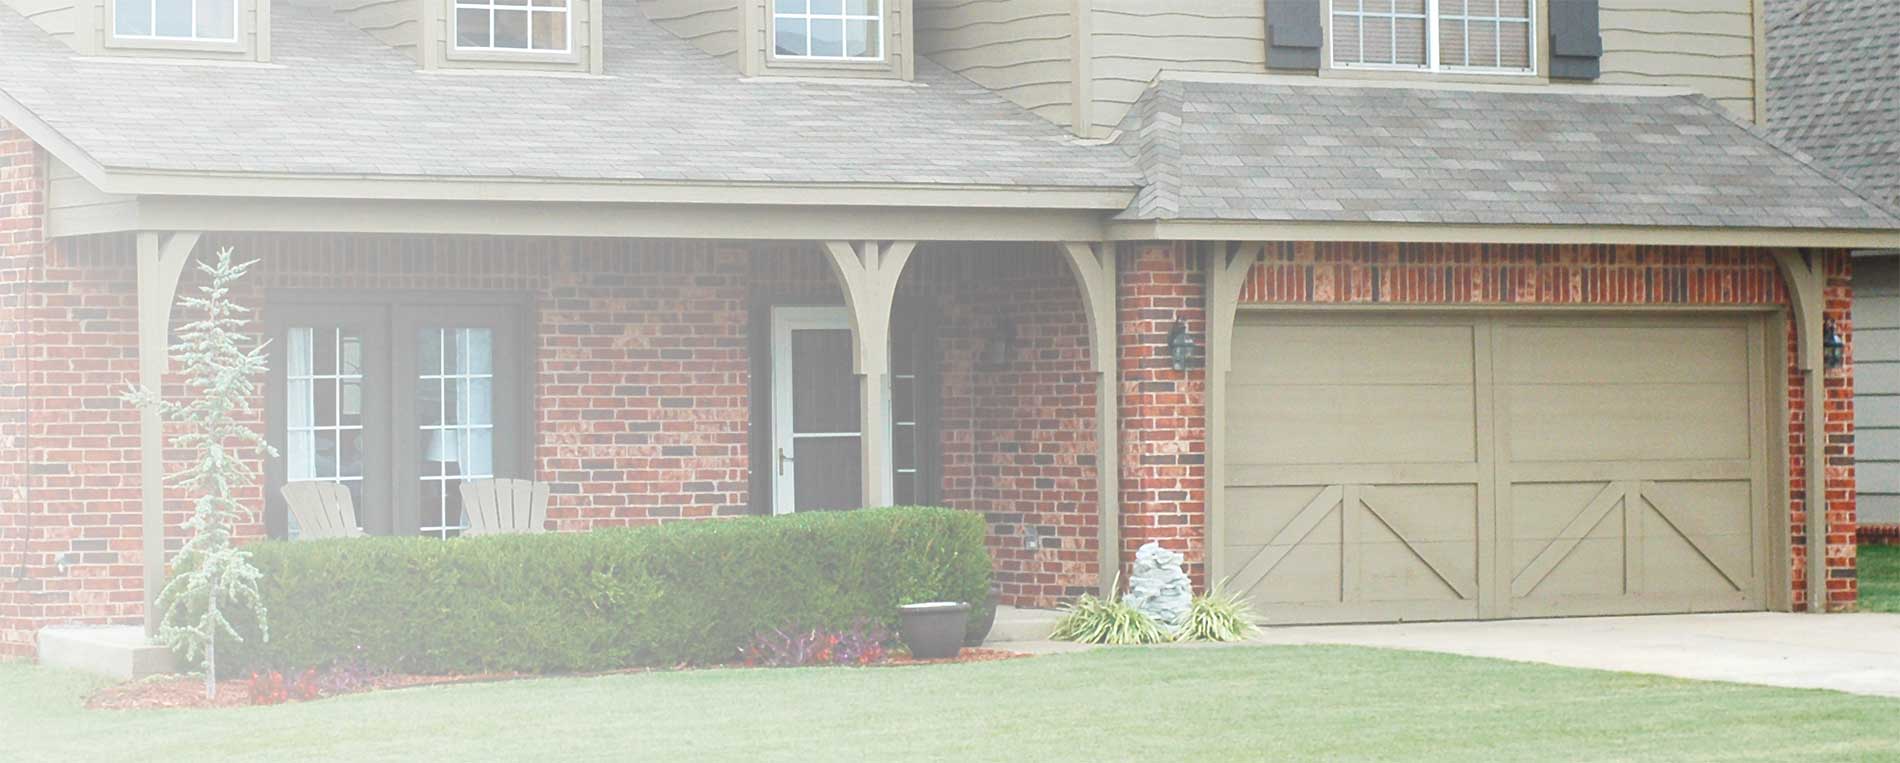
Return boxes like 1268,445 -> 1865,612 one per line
125,248 -> 275,698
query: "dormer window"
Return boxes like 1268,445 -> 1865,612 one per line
1330,0 -> 1534,75
773,0 -> 882,60
454,0 -> 571,53
112,0 -> 237,42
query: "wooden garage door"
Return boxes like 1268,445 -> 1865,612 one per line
1219,312 -> 1769,623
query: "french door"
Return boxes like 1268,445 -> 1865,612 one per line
266,295 -> 526,538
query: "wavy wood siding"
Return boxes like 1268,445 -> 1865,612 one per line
916,0 -> 1075,127
3,0 -> 79,47
1598,1 -> 1759,120
1858,256 -> 1900,526
1089,0 -> 1264,135
334,0 -> 420,60
45,158 -> 136,237
642,0 -> 742,68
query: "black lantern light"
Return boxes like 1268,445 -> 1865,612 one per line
1167,320 -> 1196,372
1823,318 -> 1846,370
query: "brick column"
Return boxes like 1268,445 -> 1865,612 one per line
1116,242 -> 1208,588
0,121 -> 46,657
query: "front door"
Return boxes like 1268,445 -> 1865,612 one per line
771,306 -> 862,513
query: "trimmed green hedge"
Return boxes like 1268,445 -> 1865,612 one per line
195,507 -> 992,675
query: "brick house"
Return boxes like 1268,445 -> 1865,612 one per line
1,0 -> 1893,658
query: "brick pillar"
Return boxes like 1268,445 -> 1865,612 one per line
1116,242 -> 1208,588
1822,253 -> 1857,610
0,120 -> 46,657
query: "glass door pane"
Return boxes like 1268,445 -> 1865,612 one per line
416,327 -> 497,538
284,325 -> 368,537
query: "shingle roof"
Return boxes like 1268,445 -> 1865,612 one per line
1116,77 -> 1900,229
0,0 -> 1135,189
1766,0 -> 1900,209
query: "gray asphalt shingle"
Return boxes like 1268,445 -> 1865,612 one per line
1116,77 -> 1900,229
1766,0 -> 1900,209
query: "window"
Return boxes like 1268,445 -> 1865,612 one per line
268,298 -> 524,540
1331,0 -> 1534,74
773,0 -> 882,61
113,0 -> 237,42
454,0 -> 570,53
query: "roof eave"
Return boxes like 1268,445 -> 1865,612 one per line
1108,218 -> 1900,250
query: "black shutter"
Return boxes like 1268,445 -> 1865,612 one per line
1549,0 -> 1603,80
1266,0 -> 1324,72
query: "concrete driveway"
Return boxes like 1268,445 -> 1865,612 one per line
1249,613 -> 1900,698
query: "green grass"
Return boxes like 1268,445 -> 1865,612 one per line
7,646 -> 1900,762
1861,544 -> 1900,613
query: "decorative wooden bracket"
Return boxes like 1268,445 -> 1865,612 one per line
821,241 -> 918,509
1060,242 -> 1122,596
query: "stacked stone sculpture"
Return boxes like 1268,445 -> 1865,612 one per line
1123,542 -> 1192,634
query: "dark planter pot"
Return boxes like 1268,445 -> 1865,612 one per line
899,602 -> 971,660
964,587 -> 1001,647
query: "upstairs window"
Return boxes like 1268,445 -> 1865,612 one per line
773,0 -> 882,61
454,0 -> 571,53
113,0 -> 237,42
1331,0 -> 1534,74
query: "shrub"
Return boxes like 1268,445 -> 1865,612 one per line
1050,584 -> 1172,645
191,507 -> 991,675
1175,586 -> 1260,643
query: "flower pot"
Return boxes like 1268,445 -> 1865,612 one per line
964,587 -> 1001,647
898,602 -> 971,660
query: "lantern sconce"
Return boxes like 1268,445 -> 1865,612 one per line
980,315 -> 1015,371
1167,320 -> 1197,372
1823,318 -> 1846,370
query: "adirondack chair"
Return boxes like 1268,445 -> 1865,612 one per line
458,478 -> 550,536
280,482 -> 366,539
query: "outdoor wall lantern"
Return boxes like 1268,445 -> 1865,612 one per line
1167,320 -> 1196,372
981,315 -> 1015,371
1823,318 -> 1846,370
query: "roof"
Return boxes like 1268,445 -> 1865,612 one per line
0,0 -> 1135,194
1766,0 -> 1900,209
1115,75 -> 1900,230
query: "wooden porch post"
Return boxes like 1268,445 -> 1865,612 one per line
822,240 -> 917,508
1059,242 -> 1121,596
1204,242 -> 1261,597
136,231 -> 201,638
1772,250 -> 1829,613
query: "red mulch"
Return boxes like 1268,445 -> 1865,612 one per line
84,648 -> 1029,711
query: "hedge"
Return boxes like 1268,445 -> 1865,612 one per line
191,507 -> 993,675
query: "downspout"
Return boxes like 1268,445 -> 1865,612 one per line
1773,250 -> 1829,612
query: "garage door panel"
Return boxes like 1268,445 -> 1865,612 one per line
1230,383 -> 1477,465
1232,322 -> 1475,384
1498,324 -> 1749,383
1238,540 -> 1342,605
1506,481 -> 1619,547
1636,481 -> 1754,591
1503,383 -> 1751,463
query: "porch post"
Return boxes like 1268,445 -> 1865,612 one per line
1772,250 -> 1829,613
136,231 -> 201,638
822,240 -> 917,508
1204,243 -> 1260,596
1059,242 -> 1122,596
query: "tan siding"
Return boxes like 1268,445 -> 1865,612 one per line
1859,256 -> 1900,525
334,0 -> 421,61
641,0 -> 742,68
1089,0 -> 1264,135
1598,1 -> 1759,121
45,158 -> 137,236
3,0 -> 80,47
915,0 -> 1070,122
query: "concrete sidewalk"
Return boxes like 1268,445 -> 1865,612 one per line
1248,613 -> 1900,698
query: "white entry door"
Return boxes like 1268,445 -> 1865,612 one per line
771,306 -> 862,513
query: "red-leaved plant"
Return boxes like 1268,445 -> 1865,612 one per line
740,620 -> 892,668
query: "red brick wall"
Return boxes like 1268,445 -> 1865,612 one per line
1122,241 -> 1855,612
0,120 -> 45,657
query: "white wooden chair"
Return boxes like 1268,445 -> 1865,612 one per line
280,482 -> 366,540
458,478 -> 550,536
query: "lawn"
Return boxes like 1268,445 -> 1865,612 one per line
1863,544 -> 1900,613
7,646 -> 1900,762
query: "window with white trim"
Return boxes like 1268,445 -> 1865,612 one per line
773,0 -> 882,60
113,0 -> 238,42
1331,0 -> 1535,74
454,0 -> 571,53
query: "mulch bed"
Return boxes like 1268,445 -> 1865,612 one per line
84,648 -> 1029,711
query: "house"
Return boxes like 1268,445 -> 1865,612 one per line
0,0 -> 1887,658
1767,0 -> 1900,542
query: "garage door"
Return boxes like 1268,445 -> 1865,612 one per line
1218,312 -> 1770,623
